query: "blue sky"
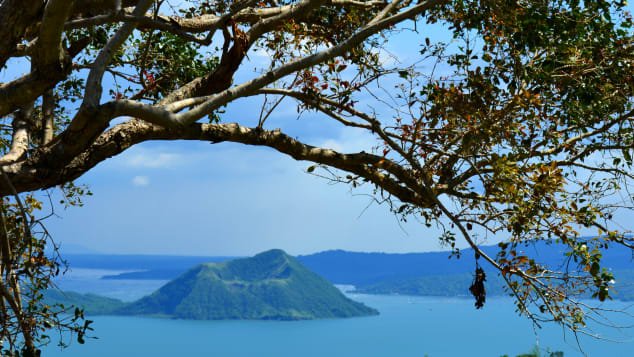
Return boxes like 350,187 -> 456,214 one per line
46,141 -> 447,255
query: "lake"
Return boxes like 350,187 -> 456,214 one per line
43,269 -> 634,356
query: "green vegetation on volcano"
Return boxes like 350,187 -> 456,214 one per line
116,249 -> 377,320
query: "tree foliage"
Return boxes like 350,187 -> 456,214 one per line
0,0 -> 632,353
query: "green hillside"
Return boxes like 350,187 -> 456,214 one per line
354,269 -> 634,301
116,249 -> 378,320
354,273 -> 507,297
43,290 -> 125,315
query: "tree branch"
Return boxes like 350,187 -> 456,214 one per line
0,104 -> 34,165
33,0 -> 75,72
80,0 -> 154,110
175,0 -> 448,125
42,89 -> 55,145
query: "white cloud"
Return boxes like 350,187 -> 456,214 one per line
124,151 -> 181,169
319,126 -> 377,153
251,47 -> 273,60
132,175 -> 150,186
321,139 -> 344,152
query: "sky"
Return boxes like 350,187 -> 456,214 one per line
45,140 -> 447,256
11,4 -> 634,256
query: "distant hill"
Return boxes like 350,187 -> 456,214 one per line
114,249 -> 377,320
298,249 -> 483,285
43,290 -> 125,315
300,242 -> 634,299
299,241 -> 634,286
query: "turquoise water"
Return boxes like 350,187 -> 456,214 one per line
43,270 -> 633,356
41,295 -> 634,356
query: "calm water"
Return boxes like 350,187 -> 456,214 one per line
42,269 -> 634,356
53,268 -> 168,301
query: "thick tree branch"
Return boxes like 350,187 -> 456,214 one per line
0,121 -> 431,208
42,89 -> 55,145
33,0 -> 75,72
0,75 -> 60,119
65,0 -> 387,33
0,104 -> 33,165
0,0 -> 44,69
248,0 -> 326,40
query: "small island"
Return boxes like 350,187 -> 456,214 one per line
49,249 -> 378,320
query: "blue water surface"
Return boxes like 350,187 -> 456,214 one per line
42,270 -> 633,357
